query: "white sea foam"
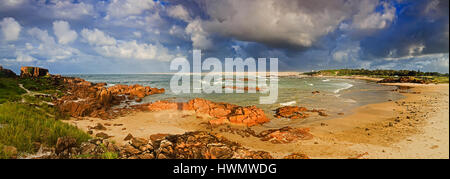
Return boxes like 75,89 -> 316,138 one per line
343,98 -> 357,103
280,101 -> 296,106
199,79 -> 224,85
333,83 -> 353,93
322,79 -> 330,82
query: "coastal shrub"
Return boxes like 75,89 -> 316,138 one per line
307,69 -> 449,78
431,76 -> 449,84
0,78 -> 26,104
0,102 -> 90,154
305,69 -> 449,83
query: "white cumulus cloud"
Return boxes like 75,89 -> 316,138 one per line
46,0 -> 95,19
53,21 -> 77,44
27,27 -> 80,62
0,17 -> 21,41
81,28 -> 117,46
81,28 -> 176,61
106,0 -> 156,18
96,40 -> 175,61
2,53 -> 36,63
0,0 -> 25,7
167,5 -> 191,22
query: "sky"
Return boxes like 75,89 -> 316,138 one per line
0,0 -> 448,74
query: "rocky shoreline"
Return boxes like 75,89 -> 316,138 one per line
2,66 -> 315,159
2,67 -> 447,159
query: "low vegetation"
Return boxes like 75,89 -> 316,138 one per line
0,78 -> 26,104
0,76 -> 89,158
19,77 -> 65,95
0,102 -> 91,156
306,69 -> 449,83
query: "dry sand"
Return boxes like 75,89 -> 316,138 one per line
65,82 -> 449,159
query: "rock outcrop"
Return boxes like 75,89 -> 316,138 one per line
120,131 -> 273,159
136,98 -> 269,126
34,138 -> 121,159
274,106 -> 328,119
20,66 -> 49,78
0,66 -> 17,78
56,77 -> 165,119
258,127 -> 313,144
283,153 -> 310,159
34,132 -> 274,159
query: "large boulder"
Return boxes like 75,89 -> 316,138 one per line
274,106 -> 328,119
20,66 -> 49,78
0,66 -> 17,78
274,106 -> 309,119
55,136 -> 78,155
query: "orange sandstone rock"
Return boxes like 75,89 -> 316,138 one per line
20,66 -> 49,78
259,127 -> 313,144
137,98 -> 269,126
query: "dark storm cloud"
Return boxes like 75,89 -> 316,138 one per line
0,0 -> 448,73
360,0 -> 449,59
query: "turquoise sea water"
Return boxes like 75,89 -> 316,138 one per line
68,74 -> 403,127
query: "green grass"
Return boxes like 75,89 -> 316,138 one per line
429,76 -> 449,83
0,77 -> 90,158
0,102 -> 91,155
0,78 -> 27,104
100,152 -> 119,159
19,77 -> 65,93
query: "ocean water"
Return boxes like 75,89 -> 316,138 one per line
68,74 -> 403,127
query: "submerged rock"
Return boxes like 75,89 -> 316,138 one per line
275,106 -> 309,119
274,106 -> 329,119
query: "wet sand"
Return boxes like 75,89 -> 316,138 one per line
65,82 -> 449,159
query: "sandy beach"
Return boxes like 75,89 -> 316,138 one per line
65,80 -> 449,159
